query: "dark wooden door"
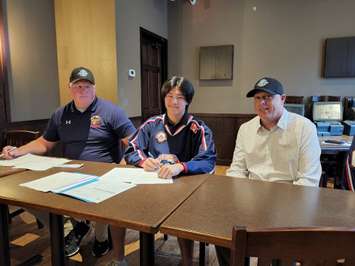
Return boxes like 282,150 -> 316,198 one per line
0,3 -> 10,128
140,28 -> 167,121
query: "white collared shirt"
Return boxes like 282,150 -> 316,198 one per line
226,109 -> 322,186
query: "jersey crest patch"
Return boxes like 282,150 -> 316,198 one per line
90,115 -> 102,128
190,123 -> 199,134
155,131 -> 167,143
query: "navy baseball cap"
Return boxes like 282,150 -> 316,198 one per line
246,77 -> 284,97
69,67 -> 95,85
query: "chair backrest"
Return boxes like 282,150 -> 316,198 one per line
2,129 -> 40,148
231,226 -> 355,266
344,137 -> 355,191
285,96 -> 304,104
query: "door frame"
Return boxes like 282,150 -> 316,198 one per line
0,1 -> 11,126
139,27 -> 168,119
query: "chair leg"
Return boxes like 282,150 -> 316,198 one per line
319,173 -> 328,188
199,242 -> 209,266
164,234 -> 168,241
36,219 -> 44,229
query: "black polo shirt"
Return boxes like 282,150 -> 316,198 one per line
44,97 -> 136,163
164,113 -> 200,163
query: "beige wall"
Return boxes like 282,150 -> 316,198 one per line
6,0 -> 59,122
116,0 -> 167,117
168,0 -> 355,114
4,0 -> 167,122
54,0 -> 118,105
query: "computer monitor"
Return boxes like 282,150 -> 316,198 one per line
312,101 -> 343,121
284,103 -> 305,116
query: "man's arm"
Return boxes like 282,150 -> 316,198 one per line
293,122 -> 322,187
118,135 -> 132,165
1,136 -> 56,159
226,127 -> 248,178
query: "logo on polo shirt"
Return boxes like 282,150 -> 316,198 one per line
65,120 -> 71,125
155,131 -> 167,143
90,115 -> 102,128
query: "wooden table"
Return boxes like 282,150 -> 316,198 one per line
0,162 -> 208,266
160,175 -> 355,248
0,166 -> 26,178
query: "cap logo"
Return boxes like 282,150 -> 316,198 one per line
78,69 -> 88,77
257,78 -> 269,87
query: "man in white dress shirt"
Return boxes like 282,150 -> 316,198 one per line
227,77 -> 321,186
216,77 -> 322,265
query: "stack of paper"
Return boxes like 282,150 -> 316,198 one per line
0,154 -> 71,171
20,172 -> 98,193
60,178 -> 136,203
20,167 -> 173,203
100,168 -> 173,184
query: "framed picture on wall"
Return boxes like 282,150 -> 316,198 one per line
199,45 -> 234,80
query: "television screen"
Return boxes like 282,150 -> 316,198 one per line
312,102 -> 343,121
324,36 -> 355,78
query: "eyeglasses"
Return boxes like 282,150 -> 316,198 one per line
254,95 -> 274,102
166,94 -> 186,102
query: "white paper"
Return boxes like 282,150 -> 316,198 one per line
60,178 -> 136,203
59,164 -> 84,169
100,168 -> 173,184
20,172 -> 98,192
0,154 -> 71,171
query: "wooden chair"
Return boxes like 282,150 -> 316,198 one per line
2,129 -> 40,148
2,129 -> 42,226
344,137 -> 355,191
231,226 -> 355,266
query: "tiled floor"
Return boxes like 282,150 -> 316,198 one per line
9,211 -> 219,266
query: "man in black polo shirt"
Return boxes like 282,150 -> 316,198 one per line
2,66 -> 136,258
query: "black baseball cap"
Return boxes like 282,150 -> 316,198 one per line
69,67 -> 95,85
246,77 -> 284,97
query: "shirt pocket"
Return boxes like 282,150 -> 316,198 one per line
275,133 -> 299,178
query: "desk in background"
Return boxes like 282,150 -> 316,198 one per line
161,175 -> 355,249
319,135 -> 353,189
0,161 -> 208,266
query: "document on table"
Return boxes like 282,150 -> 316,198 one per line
0,153 -> 71,171
20,172 -> 98,192
100,167 -> 173,184
20,171 -> 136,203
60,178 -> 136,203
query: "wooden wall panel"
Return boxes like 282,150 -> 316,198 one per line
124,113 -> 256,165
194,113 -> 255,165
54,0 -> 118,105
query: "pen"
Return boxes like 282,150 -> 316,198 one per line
0,146 -> 17,159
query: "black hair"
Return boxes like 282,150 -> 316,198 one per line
161,76 -> 195,112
